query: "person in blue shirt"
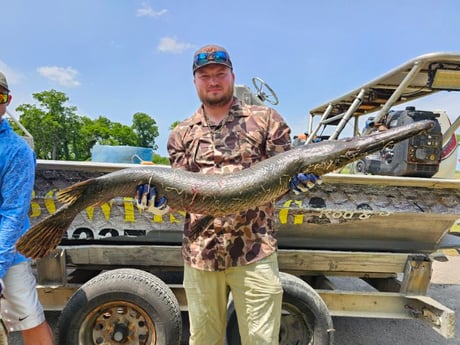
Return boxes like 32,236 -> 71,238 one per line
0,72 -> 54,344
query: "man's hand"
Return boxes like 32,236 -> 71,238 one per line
136,184 -> 169,215
289,173 -> 322,194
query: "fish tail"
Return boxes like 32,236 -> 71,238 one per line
16,209 -> 74,259
189,215 -> 214,240
57,178 -> 96,204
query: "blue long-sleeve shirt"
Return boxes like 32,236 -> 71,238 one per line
0,118 -> 36,279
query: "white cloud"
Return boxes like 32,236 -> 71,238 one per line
37,66 -> 80,87
136,2 -> 167,17
156,37 -> 193,54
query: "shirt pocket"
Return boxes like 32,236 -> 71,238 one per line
190,135 -> 215,170
237,130 -> 266,163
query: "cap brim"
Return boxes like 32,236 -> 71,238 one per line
193,61 -> 232,73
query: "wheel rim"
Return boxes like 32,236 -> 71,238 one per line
79,300 -> 156,345
279,303 -> 314,344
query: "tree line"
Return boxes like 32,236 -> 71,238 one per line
11,89 -> 171,164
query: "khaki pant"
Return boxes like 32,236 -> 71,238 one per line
184,253 -> 283,345
0,319 -> 7,345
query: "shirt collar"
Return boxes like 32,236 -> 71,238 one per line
190,97 -> 247,125
0,118 -> 10,133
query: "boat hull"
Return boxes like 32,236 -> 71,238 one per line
32,161 -> 460,254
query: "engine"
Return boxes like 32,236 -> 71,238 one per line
355,106 -> 443,177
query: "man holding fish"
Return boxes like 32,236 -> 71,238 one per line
137,44 -> 319,345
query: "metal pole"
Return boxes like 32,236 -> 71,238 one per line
365,61 -> 424,134
306,103 -> 333,144
330,88 -> 366,140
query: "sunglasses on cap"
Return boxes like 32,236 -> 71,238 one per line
194,51 -> 230,68
0,93 -> 9,104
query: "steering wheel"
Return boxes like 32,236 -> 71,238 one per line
252,77 -> 279,105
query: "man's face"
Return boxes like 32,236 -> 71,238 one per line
0,88 -> 11,119
194,64 -> 234,107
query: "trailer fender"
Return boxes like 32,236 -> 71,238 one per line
226,272 -> 335,345
56,268 -> 182,345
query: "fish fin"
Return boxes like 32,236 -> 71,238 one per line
188,215 -> 214,240
16,207 -> 73,259
57,178 -> 96,204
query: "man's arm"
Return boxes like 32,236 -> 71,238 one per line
0,147 -> 35,278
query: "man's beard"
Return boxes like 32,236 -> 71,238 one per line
201,86 -> 233,107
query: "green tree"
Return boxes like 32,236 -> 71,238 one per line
75,116 -> 97,160
110,122 -> 137,146
14,90 -> 163,161
78,115 -> 137,147
83,116 -> 115,145
169,121 -> 180,130
16,90 -> 82,160
152,153 -> 170,165
132,112 -> 159,149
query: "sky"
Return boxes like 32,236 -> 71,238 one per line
3,0 -> 460,159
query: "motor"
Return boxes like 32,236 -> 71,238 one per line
353,106 -> 443,177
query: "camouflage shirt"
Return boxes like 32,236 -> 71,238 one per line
167,97 -> 291,271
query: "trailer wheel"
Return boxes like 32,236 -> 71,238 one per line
226,272 -> 334,345
57,268 -> 182,345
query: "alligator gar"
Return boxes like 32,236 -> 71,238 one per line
16,120 -> 434,259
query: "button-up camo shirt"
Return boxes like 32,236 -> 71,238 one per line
167,97 -> 291,271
